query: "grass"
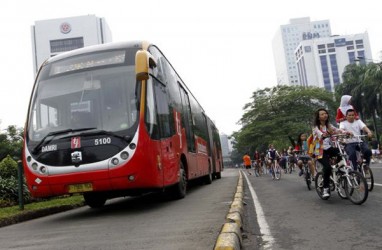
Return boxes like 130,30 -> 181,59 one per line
0,195 -> 84,220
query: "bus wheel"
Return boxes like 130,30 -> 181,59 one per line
215,172 -> 222,179
170,162 -> 187,199
204,165 -> 213,184
83,192 -> 106,208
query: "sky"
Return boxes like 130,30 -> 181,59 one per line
1,0 -> 382,135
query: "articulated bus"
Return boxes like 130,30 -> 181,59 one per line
23,41 -> 223,208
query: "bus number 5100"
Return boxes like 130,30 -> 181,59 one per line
95,137 -> 111,145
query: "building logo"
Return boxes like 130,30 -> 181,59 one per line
60,22 -> 71,34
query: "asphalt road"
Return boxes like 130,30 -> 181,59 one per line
241,163 -> 382,250
0,169 -> 239,250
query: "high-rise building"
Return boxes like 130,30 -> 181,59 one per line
295,32 -> 372,92
31,15 -> 112,74
272,17 -> 332,86
220,133 -> 232,167
220,133 -> 230,158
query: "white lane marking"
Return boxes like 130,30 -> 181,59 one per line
373,183 -> 382,186
242,171 -> 275,249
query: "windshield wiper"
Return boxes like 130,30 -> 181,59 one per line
32,127 -> 96,154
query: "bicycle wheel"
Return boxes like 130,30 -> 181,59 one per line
362,165 -> 374,192
315,160 -> 323,174
337,175 -> 348,199
255,166 -> 261,177
315,172 -> 329,200
304,166 -> 311,190
345,171 -> 368,205
274,164 -> 282,180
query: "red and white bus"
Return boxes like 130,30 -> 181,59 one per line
23,41 -> 223,207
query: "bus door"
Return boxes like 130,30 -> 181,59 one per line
178,83 -> 197,177
152,78 -> 177,184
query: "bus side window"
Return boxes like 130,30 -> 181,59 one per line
145,78 -> 159,139
153,78 -> 174,138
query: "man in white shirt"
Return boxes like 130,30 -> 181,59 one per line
339,109 -> 373,171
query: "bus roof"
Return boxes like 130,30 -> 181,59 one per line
44,40 -> 149,65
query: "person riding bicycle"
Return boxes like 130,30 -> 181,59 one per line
336,95 -> 359,124
370,138 -> 381,163
243,152 -> 252,175
253,150 -> 261,166
253,150 -> 262,176
313,108 -> 347,198
294,133 -> 315,178
266,144 -> 280,172
286,146 -> 296,172
339,109 -> 373,172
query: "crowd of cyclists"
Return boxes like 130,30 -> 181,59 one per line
242,95 -> 380,200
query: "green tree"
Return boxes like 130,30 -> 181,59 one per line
336,63 -> 367,119
232,85 -> 336,155
337,62 -> 382,142
0,125 -> 23,161
0,155 -> 18,178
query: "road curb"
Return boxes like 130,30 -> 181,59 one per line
214,170 -> 243,250
0,203 -> 84,228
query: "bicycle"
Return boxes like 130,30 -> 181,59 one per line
352,135 -> 375,191
287,154 -> 296,174
315,134 -> 368,205
295,151 -> 313,190
270,159 -> 282,180
253,160 -> 263,177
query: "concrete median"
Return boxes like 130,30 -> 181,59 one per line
214,171 -> 244,250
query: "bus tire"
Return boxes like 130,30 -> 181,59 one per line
83,192 -> 107,208
204,164 -> 213,185
170,161 -> 187,199
215,172 -> 222,179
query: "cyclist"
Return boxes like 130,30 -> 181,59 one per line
336,95 -> 359,124
253,150 -> 262,176
260,152 -> 266,170
339,109 -> 373,172
294,133 -> 315,178
313,108 -> 347,198
279,148 -> 288,172
370,138 -> 380,163
243,152 -> 252,175
287,146 -> 296,172
266,144 -> 281,173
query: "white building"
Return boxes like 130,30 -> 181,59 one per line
31,15 -> 112,74
295,32 -> 372,92
220,134 -> 231,158
220,133 -> 233,167
272,17 -> 332,86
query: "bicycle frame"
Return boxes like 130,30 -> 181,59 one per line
316,134 -> 369,204
270,159 -> 281,180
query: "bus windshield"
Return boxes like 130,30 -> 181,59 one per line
27,64 -> 139,143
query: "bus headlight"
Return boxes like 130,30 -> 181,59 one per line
120,151 -> 129,160
111,158 -> 119,166
32,162 -> 38,170
40,166 -> 47,174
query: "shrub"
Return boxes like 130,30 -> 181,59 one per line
0,176 -> 31,205
0,155 -> 18,179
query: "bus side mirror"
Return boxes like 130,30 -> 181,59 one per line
135,50 -> 156,81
